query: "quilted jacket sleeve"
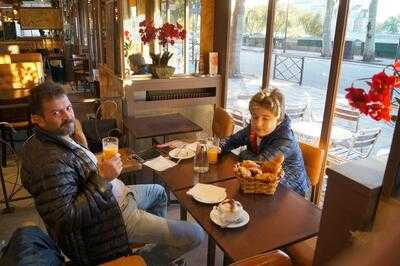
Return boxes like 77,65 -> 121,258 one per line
220,127 -> 249,154
21,157 -> 112,234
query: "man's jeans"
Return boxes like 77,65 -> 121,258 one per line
0,226 -> 64,266
121,184 -> 205,266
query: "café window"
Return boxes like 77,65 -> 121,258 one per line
160,0 -> 201,74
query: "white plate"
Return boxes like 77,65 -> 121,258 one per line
192,191 -> 227,204
169,147 -> 196,160
210,208 -> 250,228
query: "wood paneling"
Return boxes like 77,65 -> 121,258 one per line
19,8 -> 63,30
200,0 -> 214,60
315,0 -> 351,203
382,109 -> 400,198
213,0 -> 230,107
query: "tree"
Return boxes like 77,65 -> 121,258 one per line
363,0 -> 379,62
378,15 -> 400,33
299,13 -> 322,37
322,0 -> 336,57
245,6 -> 267,34
228,0 -> 245,78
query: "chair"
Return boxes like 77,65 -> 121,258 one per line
286,104 -> 308,121
327,128 -> 381,166
299,142 -> 325,202
226,108 -> 247,128
286,237 -> 318,266
229,250 -> 292,266
212,107 -> 234,139
333,104 -> 361,133
100,255 -> 146,266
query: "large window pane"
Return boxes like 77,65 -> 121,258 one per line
169,0 -> 185,73
333,0 -> 397,167
188,0 -> 201,73
226,0 -> 268,118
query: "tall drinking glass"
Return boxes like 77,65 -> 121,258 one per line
193,139 -> 209,173
207,137 -> 220,164
102,137 -> 118,160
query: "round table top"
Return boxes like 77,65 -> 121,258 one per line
292,121 -> 353,143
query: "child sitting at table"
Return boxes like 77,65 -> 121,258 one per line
220,88 -> 310,197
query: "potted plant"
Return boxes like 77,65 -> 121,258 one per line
139,19 -> 186,79
345,60 -> 400,122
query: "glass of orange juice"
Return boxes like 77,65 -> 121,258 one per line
207,137 -> 219,164
102,137 -> 118,160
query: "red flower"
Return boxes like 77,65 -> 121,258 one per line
345,87 -> 369,115
138,20 -> 186,47
371,71 -> 396,94
394,59 -> 400,72
124,30 -> 130,38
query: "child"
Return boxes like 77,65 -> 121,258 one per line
220,88 -> 310,197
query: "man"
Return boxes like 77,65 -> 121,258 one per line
21,81 -> 204,265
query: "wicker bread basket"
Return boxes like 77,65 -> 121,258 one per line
234,159 -> 283,195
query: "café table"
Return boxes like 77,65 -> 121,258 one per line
154,152 -> 239,219
124,113 -> 203,149
174,178 -> 321,266
292,121 -> 353,145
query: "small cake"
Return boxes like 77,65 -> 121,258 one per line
217,199 -> 243,223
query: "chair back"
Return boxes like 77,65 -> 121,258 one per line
334,104 -> 361,132
226,108 -> 246,128
229,250 -> 292,266
0,54 -> 11,64
299,142 -> 325,202
286,104 -> 307,121
350,128 -> 381,158
212,107 -> 234,139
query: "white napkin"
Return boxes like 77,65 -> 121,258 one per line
143,156 -> 177,172
187,183 -> 226,201
231,146 -> 246,156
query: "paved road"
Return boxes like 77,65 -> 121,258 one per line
240,49 -> 386,96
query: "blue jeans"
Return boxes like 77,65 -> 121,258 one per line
0,226 -> 64,266
122,184 -> 205,266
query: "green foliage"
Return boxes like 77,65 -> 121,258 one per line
378,15 -> 400,33
298,12 -> 322,37
150,51 -> 174,66
245,5 -> 267,34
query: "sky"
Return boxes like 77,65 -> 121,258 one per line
244,0 -> 400,23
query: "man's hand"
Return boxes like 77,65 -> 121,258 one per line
99,153 -> 123,181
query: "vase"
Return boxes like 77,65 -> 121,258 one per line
150,65 -> 175,79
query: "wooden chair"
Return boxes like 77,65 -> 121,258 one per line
226,108 -> 247,128
229,250 -> 292,266
328,128 -> 381,166
286,104 -> 307,121
299,142 -> 325,202
286,143 -> 325,266
100,255 -> 146,266
212,107 -> 234,139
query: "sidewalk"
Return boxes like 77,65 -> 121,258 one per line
241,46 -> 395,66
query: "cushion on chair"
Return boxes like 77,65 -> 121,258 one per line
100,255 -> 146,266
229,250 -> 293,266
299,143 -> 325,186
212,107 -> 234,139
286,237 -> 317,266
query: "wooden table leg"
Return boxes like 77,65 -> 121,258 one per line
180,205 -> 187,221
207,237 -> 216,266
223,253 -> 233,266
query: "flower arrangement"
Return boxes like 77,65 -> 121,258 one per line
139,19 -> 186,68
123,30 -> 134,57
345,60 -> 400,122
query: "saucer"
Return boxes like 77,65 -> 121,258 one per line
210,207 -> 250,228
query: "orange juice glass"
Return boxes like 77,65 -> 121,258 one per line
102,137 -> 118,160
207,146 -> 219,164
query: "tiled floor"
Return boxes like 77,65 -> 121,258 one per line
0,159 -> 225,266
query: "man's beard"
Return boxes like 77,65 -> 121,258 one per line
52,119 -> 75,136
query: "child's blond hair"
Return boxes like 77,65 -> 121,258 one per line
249,88 -> 285,122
